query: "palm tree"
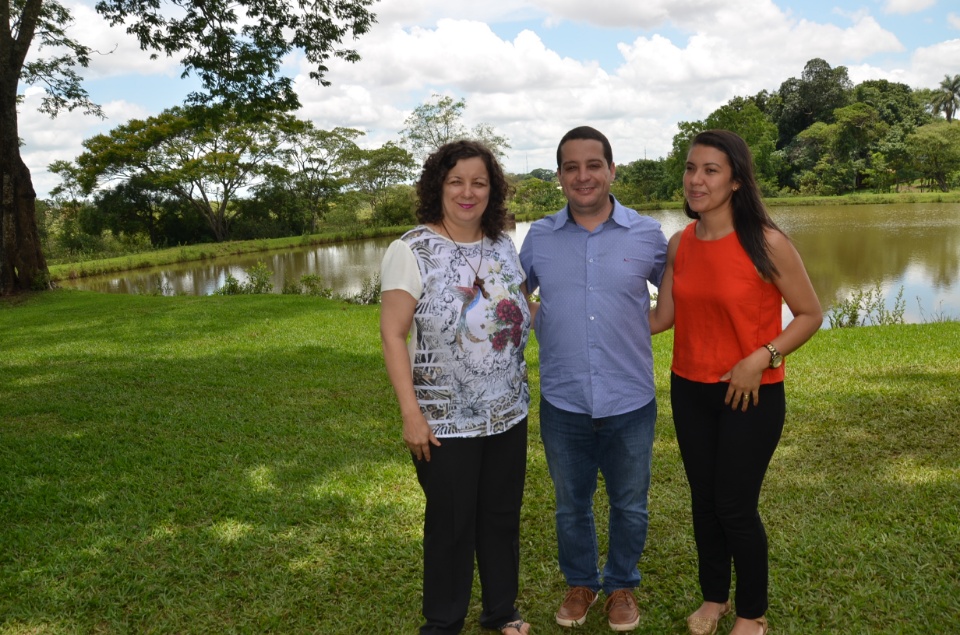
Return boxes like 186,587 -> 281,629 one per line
930,74 -> 960,123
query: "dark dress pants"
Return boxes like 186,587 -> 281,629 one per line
671,374 -> 784,619
414,418 -> 527,634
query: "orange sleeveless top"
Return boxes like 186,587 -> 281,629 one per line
671,222 -> 784,384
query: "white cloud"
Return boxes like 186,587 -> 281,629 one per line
20,92 -> 150,197
531,0 -> 677,28
883,0 -> 936,16
949,13 -> 960,30
14,0 -> 960,197
908,39 -> 960,88
57,1 -> 182,79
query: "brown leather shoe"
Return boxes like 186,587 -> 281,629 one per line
604,588 -> 640,631
556,586 -> 598,627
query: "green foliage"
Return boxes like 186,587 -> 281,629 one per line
614,159 -> 670,203
509,177 -> 566,215
16,0 -> 103,118
827,283 -> 906,328
772,58 -> 853,148
214,273 -> 245,295
265,123 -> 366,231
853,79 -> 932,130
282,274 -> 334,297
400,94 -> 511,162
245,261 -> 274,294
340,273 -> 381,305
705,96 -> 780,184
280,274 -> 331,297
528,168 -> 556,182
370,185 -> 417,227
76,107 -> 291,242
93,0 -> 377,112
348,142 -> 417,210
928,74 -> 960,123
214,261 -> 273,295
905,121 -> 960,192
323,202 -> 362,228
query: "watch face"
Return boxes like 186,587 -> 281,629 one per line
765,344 -> 782,369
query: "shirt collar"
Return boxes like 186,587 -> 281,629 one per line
555,195 -> 629,230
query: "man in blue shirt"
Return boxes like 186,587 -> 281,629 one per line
520,126 -> 667,632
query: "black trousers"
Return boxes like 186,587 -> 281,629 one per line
414,418 -> 527,634
671,374 -> 784,619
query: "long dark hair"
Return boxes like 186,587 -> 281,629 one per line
415,140 -> 510,241
683,129 -> 781,279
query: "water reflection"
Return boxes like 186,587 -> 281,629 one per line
777,204 -> 960,323
60,203 -> 960,324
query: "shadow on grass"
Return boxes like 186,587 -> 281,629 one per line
1,292 -> 428,632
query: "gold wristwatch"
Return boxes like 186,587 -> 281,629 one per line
764,343 -> 783,369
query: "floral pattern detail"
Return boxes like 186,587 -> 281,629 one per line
490,298 -> 525,351
395,226 -> 531,438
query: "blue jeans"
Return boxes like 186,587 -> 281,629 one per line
539,396 -> 656,594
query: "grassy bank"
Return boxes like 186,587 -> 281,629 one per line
1,291 -> 958,634
46,225 -> 413,284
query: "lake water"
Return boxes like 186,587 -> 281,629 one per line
60,203 -> 960,325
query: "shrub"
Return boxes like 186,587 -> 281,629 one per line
371,186 -> 417,227
214,262 -> 274,295
281,274 -> 333,298
244,262 -> 274,294
341,274 -> 381,305
827,283 -> 905,328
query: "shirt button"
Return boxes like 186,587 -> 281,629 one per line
589,316 -> 595,321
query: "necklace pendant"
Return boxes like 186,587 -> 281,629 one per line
474,276 -> 490,299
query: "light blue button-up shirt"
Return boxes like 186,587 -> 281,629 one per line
520,197 -> 667,418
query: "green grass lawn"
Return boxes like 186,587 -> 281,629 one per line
1,291 -> 958,634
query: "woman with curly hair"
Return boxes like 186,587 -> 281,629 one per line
380,140 -> 532,635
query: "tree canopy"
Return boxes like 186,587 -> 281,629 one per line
929,74 -> 960,124
1,0 -> 378,294
77,107 -> 290,241
400,94 -> 511,163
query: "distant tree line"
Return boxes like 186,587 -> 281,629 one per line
42,59 -> 960,261
608,60 -> 960,204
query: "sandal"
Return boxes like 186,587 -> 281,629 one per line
500,618 -> 529,634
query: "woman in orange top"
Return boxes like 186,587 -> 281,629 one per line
650,130 -> 821,635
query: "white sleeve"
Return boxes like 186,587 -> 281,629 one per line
380,239 -> 422,299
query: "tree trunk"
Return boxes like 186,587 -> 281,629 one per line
1,143 -> 51,295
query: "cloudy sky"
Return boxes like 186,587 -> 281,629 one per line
18,0 -> 960,198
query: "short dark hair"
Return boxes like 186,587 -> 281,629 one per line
683,129 -> 782,278
556,126 -> 613,168
415,140 -> 510,241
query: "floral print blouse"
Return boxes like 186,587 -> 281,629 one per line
381,226 -> 531,438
